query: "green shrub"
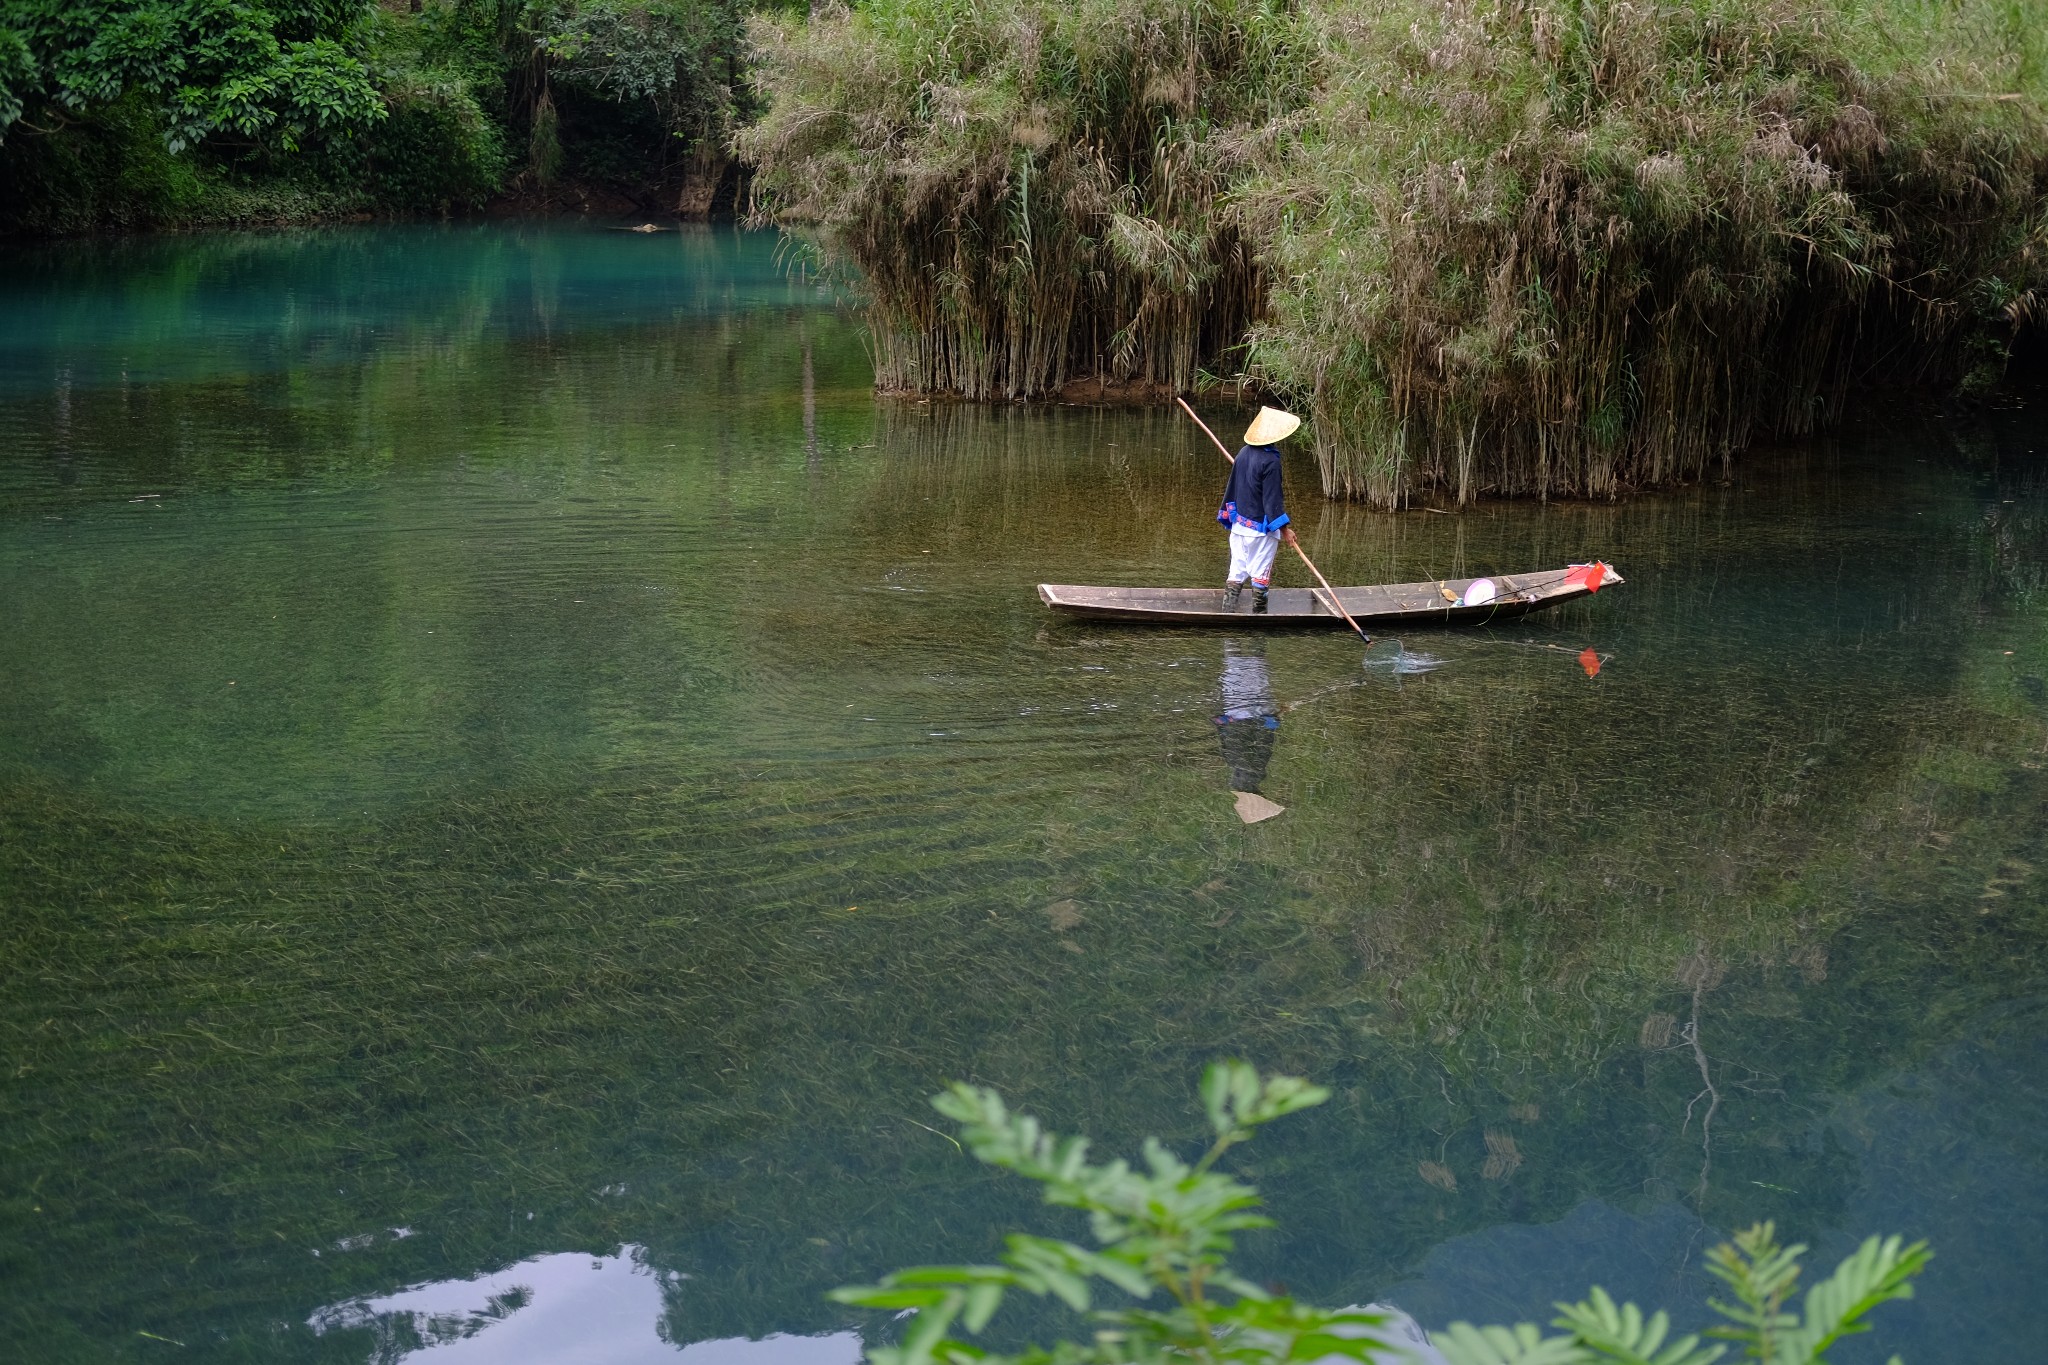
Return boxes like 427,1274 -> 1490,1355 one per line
836,1062 -> 1932,1365
0,91 -> 371,233
0,94 -> 200,233
367,72 -> 509,212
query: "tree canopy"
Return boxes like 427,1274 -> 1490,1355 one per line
0,1 -> 385,152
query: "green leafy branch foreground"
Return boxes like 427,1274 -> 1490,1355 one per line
834,1063 -> 1929,1365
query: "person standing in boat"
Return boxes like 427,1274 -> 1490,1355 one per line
1218,406 -> 1301,612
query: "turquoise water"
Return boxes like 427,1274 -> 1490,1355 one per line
3,222 -> 2046,1363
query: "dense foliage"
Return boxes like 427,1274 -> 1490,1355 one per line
534,0 -> 743,145
0,1 -> 384,153
837,1063 -> 1931,1365
0,0 -> 769,233
742,0 -> 2048,502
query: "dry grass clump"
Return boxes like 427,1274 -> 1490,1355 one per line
736,0 -> 1321,399
1251,0 -> 2048,505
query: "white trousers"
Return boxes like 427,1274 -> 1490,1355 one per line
1226,524 -> 1280,586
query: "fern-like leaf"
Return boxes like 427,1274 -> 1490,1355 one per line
1704,1223 -> 1804,1352
1435,1321 -> 1594,1365
1552,1287 -> 1725,1365
1775,1235 -> 1930,1363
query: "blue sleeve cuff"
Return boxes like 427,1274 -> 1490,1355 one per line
1269,512 -> 1290,529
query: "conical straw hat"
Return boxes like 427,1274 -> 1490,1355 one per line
1242,406 -> 1301,445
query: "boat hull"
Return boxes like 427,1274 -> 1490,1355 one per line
1037,567 -> 1622,627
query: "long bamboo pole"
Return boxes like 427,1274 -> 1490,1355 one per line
1175,397 -> 1373,643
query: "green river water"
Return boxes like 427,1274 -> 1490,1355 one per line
3,223 -> 2047,1363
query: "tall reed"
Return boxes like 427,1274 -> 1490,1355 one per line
740,0 -> 2048,501
737,0 -> 1319,400
1251,0 -> 2048,505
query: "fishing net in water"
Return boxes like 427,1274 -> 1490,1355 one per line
1361,638 -> 1445,674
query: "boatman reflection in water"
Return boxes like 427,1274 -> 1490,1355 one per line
1218,406 -> 1302,612
1216,642 -> 1284,822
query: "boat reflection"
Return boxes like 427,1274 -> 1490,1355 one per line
308,1244 -> 864,1365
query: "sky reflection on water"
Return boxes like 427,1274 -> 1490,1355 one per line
311,1244 -> 864,1365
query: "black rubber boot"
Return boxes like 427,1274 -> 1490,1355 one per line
1222,581 -> 1243,608
1252,585 -> 1270,614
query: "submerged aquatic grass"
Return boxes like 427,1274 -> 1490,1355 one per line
6,225 -> 2048,1359
10,421 -> 2046,1353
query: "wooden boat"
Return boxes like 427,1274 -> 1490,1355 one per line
1038,564 -> 1623,627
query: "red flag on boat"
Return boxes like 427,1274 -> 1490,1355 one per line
1565,562 -> 1609,593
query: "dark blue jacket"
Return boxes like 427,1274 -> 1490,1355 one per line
1217,444 -> 1289,533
